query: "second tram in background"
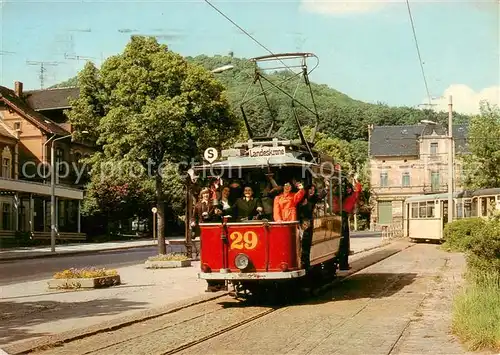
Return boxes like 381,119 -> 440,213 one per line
404,187 -> 500,242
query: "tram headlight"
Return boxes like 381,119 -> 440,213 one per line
234,253 -> 250,270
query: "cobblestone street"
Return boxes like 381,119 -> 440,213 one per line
16,243 -> 486,355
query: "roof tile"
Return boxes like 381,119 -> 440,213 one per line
24,87 -> 79,111
0,86 -> 69,136
370,124 -> 469,157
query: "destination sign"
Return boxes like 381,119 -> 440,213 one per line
248,146 -> 286,158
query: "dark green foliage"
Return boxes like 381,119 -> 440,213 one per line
444,216 -> 500,275
443,218 -> 487,252
461,102 -> 500,189
467,218 -> 500,276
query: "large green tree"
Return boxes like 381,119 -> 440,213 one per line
68,36 -> 239,253
461,102 -> 500,189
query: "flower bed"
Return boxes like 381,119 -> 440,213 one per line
48,267 -> 121,289
145,253 -> 191,268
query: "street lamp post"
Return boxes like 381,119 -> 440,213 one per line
419,94 -> 454,223
447,95 -> 454,224
50,131 -> 89,252
211,64 -> 234,73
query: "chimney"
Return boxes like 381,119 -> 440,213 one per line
14,81 -> 23,97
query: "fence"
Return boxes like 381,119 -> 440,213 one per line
371,222 -> 404,240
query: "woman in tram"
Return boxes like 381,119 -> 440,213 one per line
214,185 -> 233,217
273,180 -> 305,222
191,188 -> 216,234
260,174 -> 282,220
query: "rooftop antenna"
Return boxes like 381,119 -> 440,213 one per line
26,61 -> 61,89
64,53 -> 98,62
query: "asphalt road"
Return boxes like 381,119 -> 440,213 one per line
0,232 -> 381,287
0,245 -> 184,286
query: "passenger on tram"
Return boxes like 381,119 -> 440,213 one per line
260,174 -> 282,220
231,186 -> 263,221
273,181 -> 305,222
214,185 -> 233,217
298,180 -> 329,269
190,188 -> 217,238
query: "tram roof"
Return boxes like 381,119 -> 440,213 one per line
405,192 -> 463,203
470,187 -> 500,197
192,154 -> 316,171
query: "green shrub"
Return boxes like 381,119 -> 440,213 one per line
452,270 -> 500,352
53,267 -> 118,279
147,253 -> 189,262
442,218 -> 486,252
467,219 -> 500,274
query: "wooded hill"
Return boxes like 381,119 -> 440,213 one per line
51,54 -> 471,144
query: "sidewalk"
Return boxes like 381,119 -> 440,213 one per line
0,237 -> 185,262
0,234 -> 389,350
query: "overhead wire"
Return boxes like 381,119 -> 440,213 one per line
405,0 -> 433,107
203,0 -> 295,73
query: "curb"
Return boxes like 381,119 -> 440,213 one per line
3,291 -> 230,355
0,244 -> 158,263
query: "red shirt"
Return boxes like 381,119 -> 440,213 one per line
273,189 -> 306,221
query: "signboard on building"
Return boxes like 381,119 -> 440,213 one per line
248,146 -> 286,158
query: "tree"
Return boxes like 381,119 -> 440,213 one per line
461,101 -> 500,189
68,36 -> 239,254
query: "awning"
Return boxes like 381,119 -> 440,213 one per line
0,178 -> 84,200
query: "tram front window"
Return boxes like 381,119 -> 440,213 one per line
190,166 -> 313,224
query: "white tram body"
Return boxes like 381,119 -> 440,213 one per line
404,188 -> 500,242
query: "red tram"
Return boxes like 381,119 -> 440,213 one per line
188,138 -> 360,297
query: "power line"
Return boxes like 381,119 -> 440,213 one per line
203,0 -> 293,72
405,0 -> 432,107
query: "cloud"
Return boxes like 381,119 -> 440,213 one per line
300,0 -> 387,14
422,84 -> 500,115
300,0 -> 496,15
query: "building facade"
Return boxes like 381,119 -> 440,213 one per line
368,123 -> 468,229
0,82 -> 93,244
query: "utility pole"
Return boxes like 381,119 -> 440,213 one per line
447,95 -> 454,224
26,61 -> 60,89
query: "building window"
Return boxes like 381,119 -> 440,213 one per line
56,148 -> 64,174
380,172 -> 388,187
1,147 -> 12,178
431,171 -> 440,191
430,142 -> 438,155
402,172 -> 410,187
2,158 -> 10,178
2,203 -> 11,230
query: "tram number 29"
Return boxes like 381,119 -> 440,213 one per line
229,231 -> 258,250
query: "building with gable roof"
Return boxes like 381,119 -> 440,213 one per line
0,81 -> 94,243
368,122 -> 469,229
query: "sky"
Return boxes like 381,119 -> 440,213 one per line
0,0 -> 498,115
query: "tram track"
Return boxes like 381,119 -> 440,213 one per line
14,241 -> 412,355
164,243 -> 415,355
